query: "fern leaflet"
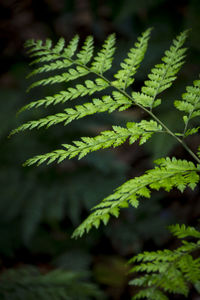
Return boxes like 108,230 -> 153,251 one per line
91,34 -> 116,74
112,28 -> 152,89
72,158 -> 199,238
132,30 -> 188,110
174,78 -> 200,137
22,120 -> 162,166
129,225 -> 200,299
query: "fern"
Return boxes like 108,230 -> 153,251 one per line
132,30 -> 188,110
10,29 -> 200,235
72,157 -> 199,237
21,120 -> 162,166
0,266 -> 103,300
10,29 -> 200,299
174,78 -> 200,137
129,224 -> 200,299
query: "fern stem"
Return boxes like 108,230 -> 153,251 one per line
95,76 -> 200,164
98,75 -> 200,164
146,110 -> 200,164
182,95 -> 198,139
40,52 -> 200,165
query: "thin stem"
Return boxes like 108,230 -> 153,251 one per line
96,73 -> 200,164
52,53 -> 200,165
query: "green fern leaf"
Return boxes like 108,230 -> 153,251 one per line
63,35 -> 79,58
0,266 -> 103,300
72,158 -> 199,238
129,225 -> 200,299
169,224 -> 200,238
76,36 -> 94,64
132,288 -> 169,300
27,66 -> 89,91
12,94 -> 132,135
132,30 -> 188,109
91,34 -> 116,74
174,78 -> 200,137
27,59 -> 73,78
18,78 -> 109,113
22,120 -> 162,166
112,28 -> 152,89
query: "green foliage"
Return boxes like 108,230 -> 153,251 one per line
174,78 -> 200,137
0,266 -> 103,300
72,157 -> 199,238
11,29 -> 200,233
132,30 -> 188,110
22,120 -> 162,166
129,224 -> 200,299
10,29 -> 200,299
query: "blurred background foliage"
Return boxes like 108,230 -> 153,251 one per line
0,0 -> 200,299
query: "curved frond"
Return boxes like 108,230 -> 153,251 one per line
11,94 -> 131,135
72,158 -> 199,238
132,30 -> 188,109
23,120 -> 162,167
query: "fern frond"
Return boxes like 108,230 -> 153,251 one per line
63,35 -> 79,58
27,66 -> 89,91
76,36 -> 94,65
72,158 -> 199,238
131,288 -> 168,300
174,78 -> 200,137
112,28 -> 152,90
91,34 -> 116,74
11,30 -> 200,262
22,120 -> 162,166
26,35 -> 113,91
129,225 -> 200,300
18,78 -> 109,113
13,95 -> 132,135
26,38 -> 65,61
0,266 -> 103,300
132,30 -> 188,110
129,249 -> 176,263
184,126 -> 200,137
26,60 -> 73,78
28,35 -> 79,66
169,224 -> 200,238
178,255 -> 200,284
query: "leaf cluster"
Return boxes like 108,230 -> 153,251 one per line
0,266 -> 103,300
129,224 -> 200,299
10,29 -> 200,239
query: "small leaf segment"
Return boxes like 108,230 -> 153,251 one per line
129,224 -> 200,300
174,78 -> 200,137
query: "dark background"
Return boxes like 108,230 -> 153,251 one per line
0,0 -> 200,299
